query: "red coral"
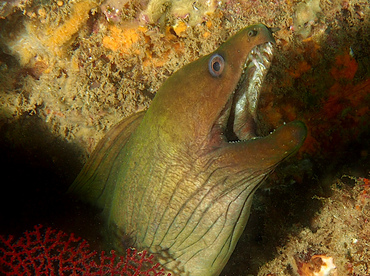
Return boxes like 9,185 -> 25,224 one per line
0,225 -> 171,276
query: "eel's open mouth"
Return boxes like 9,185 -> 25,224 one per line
212,41 -> 275,145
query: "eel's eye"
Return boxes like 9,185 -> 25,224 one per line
248,29 -> 258,37
208,54 -> 225,77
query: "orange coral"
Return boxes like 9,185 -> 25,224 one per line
330,52 -> 358,81
5,0 -> 98,66
45,1 -> 97,54
172,21 -> 188,37
287,60 -> 312,78
323,79 -> 370,121
301,78 -> 369,156
102,25 -> 146,54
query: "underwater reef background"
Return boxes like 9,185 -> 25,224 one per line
0,0 -> 369,275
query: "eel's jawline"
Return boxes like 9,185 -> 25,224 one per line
215,41 -> 274,144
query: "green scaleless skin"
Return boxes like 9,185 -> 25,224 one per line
69,24 -> 307,275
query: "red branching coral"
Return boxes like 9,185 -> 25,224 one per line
0,225 -> 171,276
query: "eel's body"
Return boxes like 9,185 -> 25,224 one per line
69,24 -> 307,275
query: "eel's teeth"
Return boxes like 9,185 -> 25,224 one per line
266,42 -> 274,55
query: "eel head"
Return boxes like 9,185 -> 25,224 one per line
145,23 -> 306,175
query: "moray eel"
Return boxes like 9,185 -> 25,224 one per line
69,24 -> 306,275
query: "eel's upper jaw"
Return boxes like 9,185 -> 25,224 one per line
210,40 -> 275,146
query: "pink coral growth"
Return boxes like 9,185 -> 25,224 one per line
0,225 -> 170,275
